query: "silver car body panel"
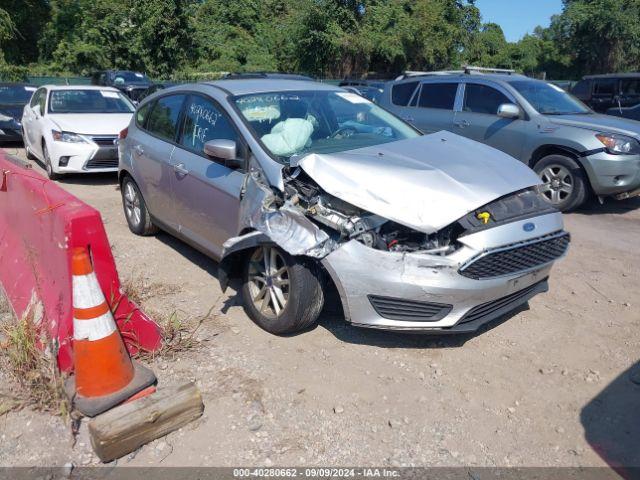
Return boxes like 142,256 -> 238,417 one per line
380,74 -> 640,197
297,131 -> 541,235
231,166 -> 337,258
321,213 -> 564,330
121,79 -> 569,333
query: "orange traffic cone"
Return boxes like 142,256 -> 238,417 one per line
65,247 -> 156,417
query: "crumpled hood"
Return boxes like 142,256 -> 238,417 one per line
48,113 -> 132,136
297,130 -> 540,234
548,113 -> 640,138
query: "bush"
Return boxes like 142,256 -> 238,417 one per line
0,62 -> 28,82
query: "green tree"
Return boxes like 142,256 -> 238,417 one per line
557,0 -> 640,75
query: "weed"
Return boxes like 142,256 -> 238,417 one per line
121,272 -> 181,306
138,306 -> 215,361
0,298 -> 68,416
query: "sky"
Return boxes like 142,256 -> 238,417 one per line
475,0 -> 564,42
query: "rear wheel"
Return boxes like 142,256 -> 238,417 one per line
121,175 -> 158,236
534,154 -> 588,211
42,143 -> 61,180
241,246 -> 324,335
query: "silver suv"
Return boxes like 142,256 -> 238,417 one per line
380,72 -> 640,211
118,79 -> 569,335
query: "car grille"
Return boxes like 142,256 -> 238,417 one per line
86,135 -> 118,170
459,232 -> 570,280
91,135 -> 118,147
457,280 -> 546,326
368,295 -> 452,322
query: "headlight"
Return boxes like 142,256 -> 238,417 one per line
52,130 -> 87,143
0,113 -> 14,122
596,133 -> 640,155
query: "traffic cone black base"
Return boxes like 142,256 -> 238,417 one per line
65,360 -> 156,417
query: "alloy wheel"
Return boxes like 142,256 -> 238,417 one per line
538,165 -> 574,205
44,146 -> 53,176
247,246 -> 290,319
123,182 -> 142,227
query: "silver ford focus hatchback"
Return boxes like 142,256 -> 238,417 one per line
118,79 -> 570,335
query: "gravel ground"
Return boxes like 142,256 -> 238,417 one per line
0,145 -> 639,470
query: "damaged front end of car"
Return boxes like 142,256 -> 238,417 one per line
219,132 -> 570,332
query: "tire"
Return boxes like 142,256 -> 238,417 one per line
22,130 -> 36,160
241,246 -> 324,335
42,143 -> 61,180
534,154 -> 589,211
121,175 -> 159,236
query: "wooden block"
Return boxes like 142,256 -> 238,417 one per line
88,382 -> 204,462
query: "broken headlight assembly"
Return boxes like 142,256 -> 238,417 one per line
284,168 -> 463,255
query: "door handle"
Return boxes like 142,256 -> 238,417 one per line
133,145 -> 144,156
454,119 -> 470,128
173,163 -> 189,176
403,116 -> 415,122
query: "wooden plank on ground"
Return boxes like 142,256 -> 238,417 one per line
88,382 -> 204,462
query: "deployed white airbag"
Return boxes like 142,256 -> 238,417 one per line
261,118 -> 313,156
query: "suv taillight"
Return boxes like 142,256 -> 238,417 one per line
119,127 -> 128,139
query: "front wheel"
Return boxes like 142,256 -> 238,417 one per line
241,246 -> 324,335
42,143 -> 61,180
534,154 -> 589,211
22,130 -> 36,160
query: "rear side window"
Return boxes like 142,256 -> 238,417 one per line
391,81 -> 419,106
463,84 -> 510,115
593,80 -> 616,95
418,83 -> 458,110
145,94 -> 186,141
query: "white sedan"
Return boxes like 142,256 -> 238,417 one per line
21,85 -> 134,179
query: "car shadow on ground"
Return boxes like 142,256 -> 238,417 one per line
155,232 -> 219,279
576,196 -> 640,215
312,286 -> 530,349
52,171 -> 119,186
581,361 -> 640,477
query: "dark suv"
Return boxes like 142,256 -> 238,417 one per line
91,70 -> 153,103
571,74 -> 640,113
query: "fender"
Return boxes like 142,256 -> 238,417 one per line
218,231 -> 274,292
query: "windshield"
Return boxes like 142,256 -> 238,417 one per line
48,89 -> 135,114
114,71 -> 150,83
0,85 -> 36,105
233,90 -> 420,162
510,80 -> 591,115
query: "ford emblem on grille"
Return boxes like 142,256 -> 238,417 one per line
523,222 -> 536,232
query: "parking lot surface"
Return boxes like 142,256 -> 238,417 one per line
1,145 -> 639,468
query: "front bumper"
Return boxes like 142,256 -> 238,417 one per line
49,136 -> 119,174
321,212 -> 566,333
582,151 -> 640,196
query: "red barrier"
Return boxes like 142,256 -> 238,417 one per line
0,152 -> 161,372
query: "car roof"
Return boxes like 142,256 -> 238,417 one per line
583,73 -> 640,80
203,79 -> 341,96
42,85 -> 122,91
395,73 -> 531,84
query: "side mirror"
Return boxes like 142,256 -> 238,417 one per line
204,139 -> 243,169
497,103 -> 521,119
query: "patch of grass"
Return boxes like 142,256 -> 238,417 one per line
0,303 -> 68,416
121,272 -> 181,306
139,306 -> 215,361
